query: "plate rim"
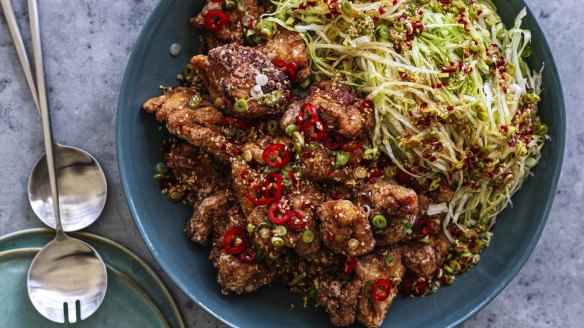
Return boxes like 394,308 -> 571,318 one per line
0,228 -> 186,328
116,0 -> 566,327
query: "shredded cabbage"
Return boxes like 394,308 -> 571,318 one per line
260,0 -> 546,243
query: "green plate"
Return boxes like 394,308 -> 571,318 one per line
0,229 -> 185,328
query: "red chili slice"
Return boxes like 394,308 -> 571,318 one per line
296,103 -> 319,131
239,248 -> 257,263
324,134 -> 342,150
268,201 -> 289,225
262,144 -> 291,169
246,184 -> 270,206
223,227 -> 249,255
310,120 -> 326,142
287,61 -> 299,71
272,59 -> 288,72
263,172 -> 284,202
361,99 -> 374,109
341,257 -> 357,275
285,67 -> 297,79
289,170 -> 298,186
286,210 -> 307,231
204,11 -> 229,32
341,139 -> 364,152
371,278 -> 391,301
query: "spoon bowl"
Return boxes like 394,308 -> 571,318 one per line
28,143 -> 107,231
28,231 -> 107,323
1,0 -> 107,231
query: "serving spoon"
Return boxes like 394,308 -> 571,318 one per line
24,0 -> 107,323
0,0 -> 107,231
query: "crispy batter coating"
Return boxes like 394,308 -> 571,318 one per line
192,0 -> 259,50
258,29 -> 310,82
305,81 -> 374,137
317,276 -> 363,326
356,178 -> 419,245
355,247 -> 405,328
317,200 -> 375,257
401,233 -> 451,279
186,191 -> 231,245
191,43 -> 290,118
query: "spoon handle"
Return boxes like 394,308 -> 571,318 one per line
0,0 -> 40,113
28,0 -> 63,233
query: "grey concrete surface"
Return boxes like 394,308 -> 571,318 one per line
0,0 -> 581,327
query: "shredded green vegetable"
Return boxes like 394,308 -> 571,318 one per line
260,0 -> 546,243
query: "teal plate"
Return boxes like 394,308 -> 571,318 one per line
0,229 -> 185,328
117,0 -> 565,327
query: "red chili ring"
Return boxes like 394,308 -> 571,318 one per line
286,210 -> 307,231
268,201 -> 289,225
341,139 -> 364,152
324,134 -> 342,150
262,144 -> 291,169
246,184 -> 271,206
286,61 -> 299,71
263,172 -> 284,202
223,227 -> 249,255
204,11 -> 229,32
310,120 -> 326,142
272,59 -> 289,72
239,248 -> 257,263
296,103 -> 319,131
341,257 -> 357,275
371,278 -> 391,301
285,67 -> 297,79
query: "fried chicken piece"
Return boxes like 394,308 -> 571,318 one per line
401,233 -> 451,279
186,191 -> 231,245
317,200 -> 374,257
356,178 -> 418,245
355,247 -> 405,328
191,44 -> 290,118
191,0 -> 259,50
163,141 -> 229,202
317,276 -> 363,326
143,88 -> 236,162
209,206 -> 277,294
258,29 -> 310,83
305,80 -> 374,137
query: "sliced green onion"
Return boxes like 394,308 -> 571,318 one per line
372,214 -> 387,229
420,236 -> 431,243
334,151 -> 351,169
536,123 -> 548,136
347,238 -> 359,249
156,162 -> 167,174
246,224 -> 256,233
273,225 -> 287,237
355,166 -> 368,179
299,78 -> 311,89
234,99 -> 248,112
266,120 -> 279,135
363,147 -> 380,161
523,92 -> 541,104
403,220 -> 413,234
271,236 -> 284,247
223,0 -> 236,10
384,253 -> 394,267
378,24 -> 390,39
285,124 -> 298,136
301,230 -> 314,243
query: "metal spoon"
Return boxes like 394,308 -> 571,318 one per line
1,0 -> 107,231
24,0 -> 107,323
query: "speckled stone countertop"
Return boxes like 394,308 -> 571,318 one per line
0,0 -> 582,327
